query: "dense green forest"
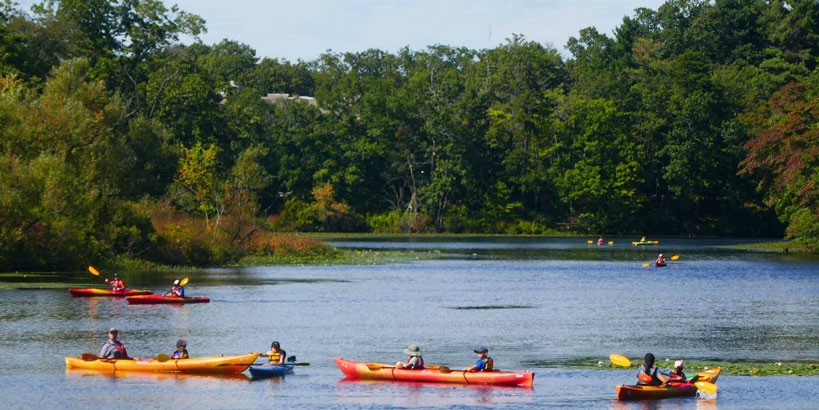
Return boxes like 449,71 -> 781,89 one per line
1,0 -> 817,270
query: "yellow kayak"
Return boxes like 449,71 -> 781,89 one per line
65,353 -> 259,374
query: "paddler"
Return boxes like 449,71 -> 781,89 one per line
656,254 -> 666,265
668,359 -> 687,381
636,353 -> 668,386
465,345 -> 494,372
100,328 -> 129,359
597,237 -> 604,245
261,341 -> 286,364
172,339 -> 189,359
395,344 -> 424,369
164,279 -> 185,297
104,273 -> 125,292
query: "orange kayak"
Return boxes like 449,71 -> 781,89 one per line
616,367 -> 721,400
68,288 -> 152,297
334,357 -> 534,387
65,353 -> 258,374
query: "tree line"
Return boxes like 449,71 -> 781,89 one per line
1,0 -> 817,271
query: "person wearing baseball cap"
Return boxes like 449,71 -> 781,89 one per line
100,328 -> 129,359
465,345 -> 493,372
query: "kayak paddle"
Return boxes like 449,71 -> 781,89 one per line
179,277 -> 189,286
642,254 -> 679,267
88,266 -> 101,276
610,354 -> 632,367
694,380 -> 718,394
671,255 -> 680,261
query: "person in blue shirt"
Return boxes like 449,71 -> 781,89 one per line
165,279 -> 185,297
636,353 -> 669,386
465,346 -> 494,372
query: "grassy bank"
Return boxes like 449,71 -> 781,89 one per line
720,240 -> 814,253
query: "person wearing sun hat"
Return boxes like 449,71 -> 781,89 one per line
395,344 -> 424,369
668,359 -> 687,381
465,345 -> 494,372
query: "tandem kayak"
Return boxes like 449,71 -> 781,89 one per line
632,240 -> 659,246
334,357 -> 534,387
249,363 -> 294,379
125,294 -> 210,304
65,353 -> 259,374
68,288 -> 152,297
616,367 -> 721,401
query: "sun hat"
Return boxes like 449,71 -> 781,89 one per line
659,254 -> 663,257
674,360 -> 684,368
403,344 -> 422,357
108,327 -> 118,333
177,339 -> 187,347
173,279 -> 180,285
473,346 -> 489,354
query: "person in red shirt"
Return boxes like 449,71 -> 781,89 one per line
104,273 -> 125,292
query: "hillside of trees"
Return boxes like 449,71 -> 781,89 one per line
1,0 -> 817,271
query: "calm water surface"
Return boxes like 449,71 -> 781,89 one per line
0,237 -> 817,409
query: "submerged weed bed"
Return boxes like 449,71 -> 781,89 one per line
549,357 -> 819,376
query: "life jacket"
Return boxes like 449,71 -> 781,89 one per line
668,369 -> 686,381
657,257 -> 666,264
110,279 -> 125,291
597,239 -> 604,245
114,341 -> 128,359
480,357 -> 494,371
172,349 -> 189,359
267,349 -> 285,364
637,365 -> 661,386
407,356 -> 424,370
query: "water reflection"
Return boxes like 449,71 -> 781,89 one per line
65,368 -> 250,382
334,378 -> 534,407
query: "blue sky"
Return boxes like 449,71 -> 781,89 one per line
17,0 -> 667,62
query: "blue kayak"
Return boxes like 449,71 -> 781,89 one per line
249,363 -> 294,379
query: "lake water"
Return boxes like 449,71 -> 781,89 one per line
0,237 -> 817,409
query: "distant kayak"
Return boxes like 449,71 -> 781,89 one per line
249,363 -> 294,379
125,294 -> 210,304
632,240 -> 659,246
69,288 -> 152,297
65,353 -> 258,374
616,367 -> 720,400
334,357 -> 534,387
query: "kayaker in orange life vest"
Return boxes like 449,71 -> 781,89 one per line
261,341 -> 286,364
465,345 -> 494,372
636,353 -> 669,386
395,344 -> 424,369
100,328 -> 129,359
172,339 -> 189,359
104,273 -> 125,292
656,254 -> 667,265
597,237 -> 604,245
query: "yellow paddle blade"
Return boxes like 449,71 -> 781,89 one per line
642,262 -> 651,267
695,381 -> 718,394
610,354 -> 632,367
608,241 -> 614,245
587,240 -> 593,244
88,266 -> 101,276
179,277 -> 189,286
671,255 -> 680,261
365,362 -> 392,371
156,354 -> 171,362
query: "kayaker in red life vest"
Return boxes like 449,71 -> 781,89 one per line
261,341 -> 286,364
172,339 -> 189,359
636,353 -> 668,386
104,273 -> 125,292
465,346 -> 494,372
597,237 -> 604,245
668,360 -> 687,381
100,328 -> 129,359
164,279 -> 184,297
656,254 -> 667,266
395,344 -> 424,369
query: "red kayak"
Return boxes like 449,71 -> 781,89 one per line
655,262 -> 667,267
126,294 -> 210,304
334,357 -> 534,387
69,288 -> 152,297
